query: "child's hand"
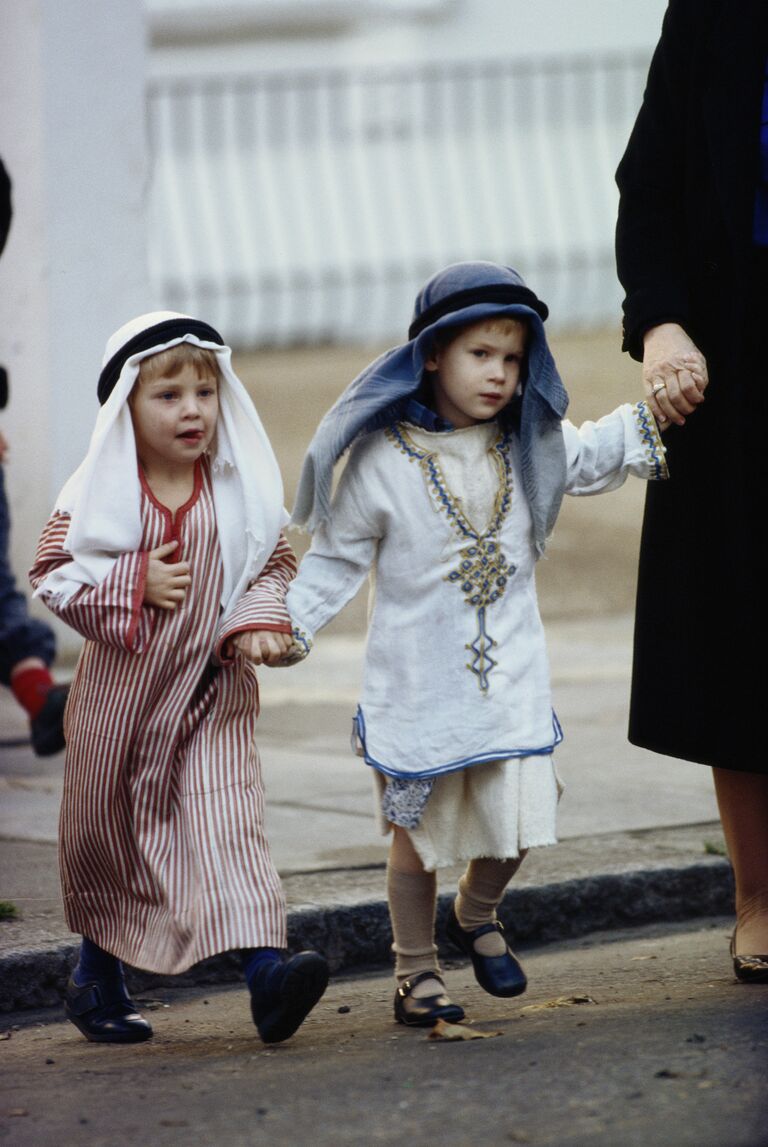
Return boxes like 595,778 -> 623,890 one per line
143,540 -> 192,610
225,629 -> 293,665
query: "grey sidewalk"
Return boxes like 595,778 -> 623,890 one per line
0,613 -> 732,1011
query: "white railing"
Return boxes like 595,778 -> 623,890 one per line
146,53 -> 649,346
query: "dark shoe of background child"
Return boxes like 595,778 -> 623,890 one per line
30,682 -> 69,756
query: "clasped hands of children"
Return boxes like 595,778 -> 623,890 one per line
143,538 -> 291,664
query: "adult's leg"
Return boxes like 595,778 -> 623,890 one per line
0,464 -> 66,754
0,464 -> 56,685
713,767 -> 768,955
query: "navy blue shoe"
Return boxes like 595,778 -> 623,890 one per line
249,951 -> 329,1043
445,904 -> 527,998
65,976 -> 153,1043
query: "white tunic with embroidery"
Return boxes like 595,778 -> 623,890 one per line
287,402 -> 666,869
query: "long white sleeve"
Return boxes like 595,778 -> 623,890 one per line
287,445 -> 382,645
563,399 -> 667,497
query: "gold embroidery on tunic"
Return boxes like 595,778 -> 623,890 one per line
386,423 -> 515,691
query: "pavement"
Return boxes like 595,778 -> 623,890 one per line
4,921 -> 767,1147
0,611 -> 733,1014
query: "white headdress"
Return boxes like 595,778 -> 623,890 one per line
35,311 -> 286,620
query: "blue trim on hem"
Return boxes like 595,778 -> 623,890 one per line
353,706 -> 564,779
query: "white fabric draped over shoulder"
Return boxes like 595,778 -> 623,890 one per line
34,312 -> 287,621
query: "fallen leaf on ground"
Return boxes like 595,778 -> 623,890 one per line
519,995 -> 597,1015
0,1031 -> 11,1041
427,1020 -> 502,1041
3,1109 -> 28,1117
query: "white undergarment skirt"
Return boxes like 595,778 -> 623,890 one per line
375,755 -> 562,872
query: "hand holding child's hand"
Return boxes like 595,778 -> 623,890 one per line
143,540 -> 192,610
642,323 -> 708,428
226,629 -> 293,666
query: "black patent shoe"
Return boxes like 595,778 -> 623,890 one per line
250,951 -> 329,1043
730,935 -> 768,984
64,976 -> 153,1043
394,971 -> 465,1027
446,904 -> 527,998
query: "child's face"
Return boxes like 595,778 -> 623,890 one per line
425,319 -> 527,429
130,362 -> 219,474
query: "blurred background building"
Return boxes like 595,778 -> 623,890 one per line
0,0 -> 667,656
145,0 -> 666,344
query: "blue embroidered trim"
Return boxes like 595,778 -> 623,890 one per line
386,422 -> 516,692
290,626 -> 312,659
353,706 -> 563,779
633,400 -> 668,480
466,605 -> 498,692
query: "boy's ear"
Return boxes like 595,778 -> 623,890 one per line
424,351 -> 439,372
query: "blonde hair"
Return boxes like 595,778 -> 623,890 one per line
137,343 -> 220,386
430,316 -> 528,356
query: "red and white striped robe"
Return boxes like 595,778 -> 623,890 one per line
30,458 -> 295,974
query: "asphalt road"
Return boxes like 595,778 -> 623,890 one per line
2,919 -> 767,1147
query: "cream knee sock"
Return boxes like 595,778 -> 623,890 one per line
455,856 -> 525,957
387,864 -> 441,993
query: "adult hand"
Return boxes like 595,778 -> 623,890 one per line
143,540 -> 191,609
226,629 -> 293,665
642,323 -> 708,427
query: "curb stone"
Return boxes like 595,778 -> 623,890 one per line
0,859 -> 733,1013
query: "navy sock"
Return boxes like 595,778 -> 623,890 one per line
73,936 -> 123,986
241,947 -> 281,992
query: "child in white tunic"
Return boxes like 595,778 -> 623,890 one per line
286,262 -> 673,1026
31,313 -> 328,1046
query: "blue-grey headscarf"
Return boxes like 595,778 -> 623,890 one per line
292,261 -> 569,553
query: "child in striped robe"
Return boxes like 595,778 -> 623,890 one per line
30,312 -> 328,1046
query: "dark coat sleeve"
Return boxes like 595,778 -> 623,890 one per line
615,0 -> 702,360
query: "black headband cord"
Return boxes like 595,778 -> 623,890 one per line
408,284 -> 548,341
97,318 -> 225,405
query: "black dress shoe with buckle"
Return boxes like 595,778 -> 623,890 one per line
250,951 -> 329,1043
394,971 -> 465,1027
64,976 -> 153,1043
445,904 -> 527,998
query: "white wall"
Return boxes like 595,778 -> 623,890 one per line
0,0 -> 150,653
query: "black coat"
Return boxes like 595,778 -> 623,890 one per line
615,0 -> 768,770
